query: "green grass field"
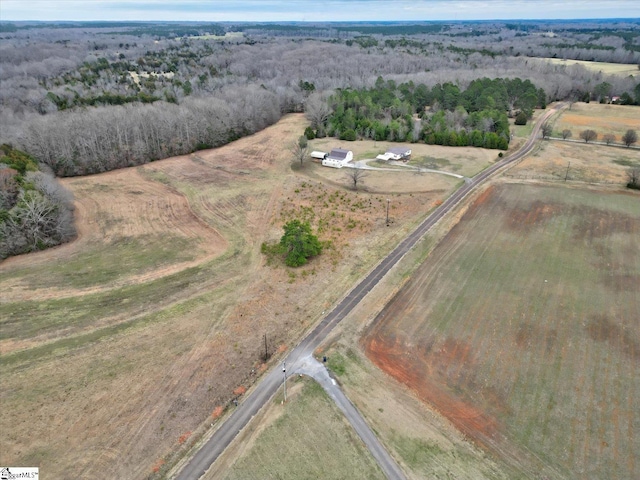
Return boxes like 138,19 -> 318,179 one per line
0,234 -> 200,290
218,377 -> 385,480
364,183 -> 640,479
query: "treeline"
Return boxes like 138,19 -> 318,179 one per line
22,85 -> 282,177
0,145 -> 75,259
321,77 -> 543,149
2,23 -> 639,171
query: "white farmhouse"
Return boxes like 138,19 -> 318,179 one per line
322,148 -> 353,168
385,146 -> 412,161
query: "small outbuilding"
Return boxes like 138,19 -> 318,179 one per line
322,148 -> 353,168
310,151 -> 328,160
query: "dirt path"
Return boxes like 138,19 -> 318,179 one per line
347,159 -> 466,179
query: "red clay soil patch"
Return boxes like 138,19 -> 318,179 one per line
586,314 -> 640,361
571,207 -> 636,240
462,185 -> 495,219
472,185 -> 495,209
151,458 -> 165,473
602,273 -> 640,293
363,332 -> 500,446
211,406 -> 224,419
177,431 -> 192,445
503,200 -> 563,233
515,322 -> 558,353
233,385 -> 247,396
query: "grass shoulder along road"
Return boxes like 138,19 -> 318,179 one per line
214,376 -> 385,480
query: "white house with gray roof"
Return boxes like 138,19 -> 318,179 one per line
376,146 -> 412,162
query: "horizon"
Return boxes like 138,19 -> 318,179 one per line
2,1 -> 640,23
4,18 -> 640,25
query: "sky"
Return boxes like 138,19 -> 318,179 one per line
1,0 -> 640,22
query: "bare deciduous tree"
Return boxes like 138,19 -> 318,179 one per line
541,122 -> 552,139
602,133 -> 616,145
562,129 -> 572,140
580,129 -> 597,143
345,167 -> 367,190
291,141 -> 309,166
622,129 -> 638,147
305,93 -> 332,131
627,168 -> 640,190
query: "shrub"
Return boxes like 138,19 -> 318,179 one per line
339,129 -> 357,141
514,111 -> 527,125
304,126 -> 316,140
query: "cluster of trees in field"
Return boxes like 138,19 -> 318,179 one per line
318,77 -> 543,149
261,219 -> 323,267
553,127 -> 638,147
0,145 -> 75,259
541,121 -> 638,148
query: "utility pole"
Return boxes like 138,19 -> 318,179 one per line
264,333 -> 268,361
386,198 -> 390,225
564,161 -> 571,182
282,362 -> 287,402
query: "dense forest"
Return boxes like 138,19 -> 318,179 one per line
1,19 -> 639,257
320,77 -> 546,149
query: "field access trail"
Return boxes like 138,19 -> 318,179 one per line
174,104 -> 563,480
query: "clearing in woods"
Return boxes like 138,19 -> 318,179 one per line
363,183 -> 640,479
537,58 -> 640,77
0,113 -> 477,478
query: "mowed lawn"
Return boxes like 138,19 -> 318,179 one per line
364,183 -> 640,479
217,378 -> 385,480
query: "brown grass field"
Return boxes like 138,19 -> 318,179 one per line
551,103 -> 640,143
509,140 -> 639,185
0,114 -> 480,478
362,183 -> 640,479
2,103 -> 637,478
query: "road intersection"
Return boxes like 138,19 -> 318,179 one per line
174,104 -> 562,480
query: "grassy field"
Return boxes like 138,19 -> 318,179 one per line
211,377 -> 385,480
321,347 -> 519,480
538,58 -> 639,77
363,183 -> 640,479
550,103 -> 640,143
309,138 -> 500,178
509,140 -> 638,185
0,114 -> 460,478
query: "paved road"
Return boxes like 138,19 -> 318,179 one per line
173,104 -> 563,480
296,355 -> 407,480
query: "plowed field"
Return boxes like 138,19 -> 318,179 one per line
363,183 -> 640,479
